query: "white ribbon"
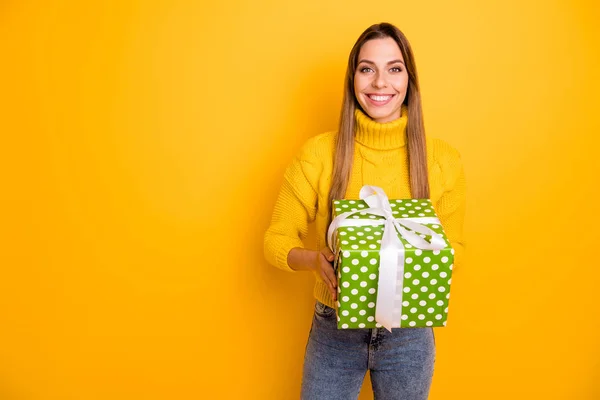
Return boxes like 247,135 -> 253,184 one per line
327,185 -> 447,332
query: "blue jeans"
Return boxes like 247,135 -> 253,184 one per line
301,300 -> 436,400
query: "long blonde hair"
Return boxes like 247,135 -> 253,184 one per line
327,23 -> 430,221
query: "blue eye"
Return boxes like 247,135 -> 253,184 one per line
359,67 -> 373,73
390,67 -> 403,73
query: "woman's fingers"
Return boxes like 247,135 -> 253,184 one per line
318,251 -> 337,301
320,248 -> 337,289
321,247 -> 335,262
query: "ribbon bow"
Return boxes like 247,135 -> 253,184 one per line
327,185 -> 447,332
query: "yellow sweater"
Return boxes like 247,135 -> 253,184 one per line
264,105 -> 466,310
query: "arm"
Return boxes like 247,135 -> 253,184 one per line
263,134 -> 340,299
435,147 -> 467,271
263,139 -> 320,272
287,248 -> 318,271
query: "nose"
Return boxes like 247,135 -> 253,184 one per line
371,72 -> 387,89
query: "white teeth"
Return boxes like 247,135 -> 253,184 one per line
369,95 -> 392,101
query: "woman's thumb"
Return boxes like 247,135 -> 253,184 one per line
322,247 -> 335,261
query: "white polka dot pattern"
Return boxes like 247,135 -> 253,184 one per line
331,198 -> 454,329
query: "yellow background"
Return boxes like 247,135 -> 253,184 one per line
1,1 -> 599,399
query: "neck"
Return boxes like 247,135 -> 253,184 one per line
354,104 -> 409,150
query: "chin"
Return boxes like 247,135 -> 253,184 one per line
364,108 -> 398,123
359,100 -> 401,122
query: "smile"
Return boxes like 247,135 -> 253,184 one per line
366,94 -> 395,105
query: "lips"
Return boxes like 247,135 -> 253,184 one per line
365,93 -> 395,106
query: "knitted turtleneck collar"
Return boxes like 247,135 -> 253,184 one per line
354,104 -> 409,150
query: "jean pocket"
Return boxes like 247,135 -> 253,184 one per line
314,300 -> 336,318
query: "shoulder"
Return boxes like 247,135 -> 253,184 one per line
284,131 -> 336,183
427,137 -> 462,162
294,131 -> 336,163
427,137 -> 464,186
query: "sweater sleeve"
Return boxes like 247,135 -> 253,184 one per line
263,138 -> 321,272
434,141 -> 467,271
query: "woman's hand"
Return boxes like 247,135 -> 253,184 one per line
287,247 -> 338,302
315,247 -> 337,302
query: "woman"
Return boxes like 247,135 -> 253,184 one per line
264,22 -> 466,399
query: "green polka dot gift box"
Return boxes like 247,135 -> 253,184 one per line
327,185 -> 454,332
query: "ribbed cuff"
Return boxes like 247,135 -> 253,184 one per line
276,244 -> 297,273
314,281 -> 336,309
451,242 -> 464,272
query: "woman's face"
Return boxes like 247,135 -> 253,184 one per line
354,37 -> 409,123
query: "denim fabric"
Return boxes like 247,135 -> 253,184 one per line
301,300 -> 436,400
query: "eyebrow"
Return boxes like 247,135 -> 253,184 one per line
358,59 -> 405,66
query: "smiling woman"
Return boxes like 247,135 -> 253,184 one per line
354,38 -> 409,123
264,22 -> 466,399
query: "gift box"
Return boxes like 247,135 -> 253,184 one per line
328,185 -> 454,331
